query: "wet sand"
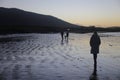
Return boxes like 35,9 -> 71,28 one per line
0,33 -> 120,80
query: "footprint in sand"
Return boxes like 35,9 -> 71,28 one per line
28,57 -> 35,61
56,75 -> 63,78
72,65 -> 80,69
25,65 -> 34,79
12,64 -> 22,80
41,58 -> 48,63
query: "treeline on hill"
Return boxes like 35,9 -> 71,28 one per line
0,25 -> 83,34
76,26 -> 120,33
0,25 -> 120,34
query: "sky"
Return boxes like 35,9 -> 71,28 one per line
0,0 -> 120,27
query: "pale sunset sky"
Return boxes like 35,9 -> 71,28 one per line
0,0 -> 120,27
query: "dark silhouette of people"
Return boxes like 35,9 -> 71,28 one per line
60,31 -> 64,43
90,31 -> 101,76
65,29 -> 70,42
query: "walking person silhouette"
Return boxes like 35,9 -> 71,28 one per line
60,31 -> 64,44
90,31 -> 101,76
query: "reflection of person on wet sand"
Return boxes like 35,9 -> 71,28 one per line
89,73 -> 98,80
90,31 -> 101,76
65,29 -> 70,42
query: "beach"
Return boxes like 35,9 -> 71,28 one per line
0,32 -> 120,80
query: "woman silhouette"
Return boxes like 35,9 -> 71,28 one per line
90,31 -> 101,75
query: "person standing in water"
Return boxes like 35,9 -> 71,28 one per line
90,31 -> 101,75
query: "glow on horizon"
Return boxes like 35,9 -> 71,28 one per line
0,0 -> 120,27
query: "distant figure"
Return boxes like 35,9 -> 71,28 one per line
60,31 -> 64,43
65,29 -> 70,42
90,31 -> 101,75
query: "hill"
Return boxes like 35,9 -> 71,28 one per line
0,7 -> 120,34
0,7 -> 84,33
